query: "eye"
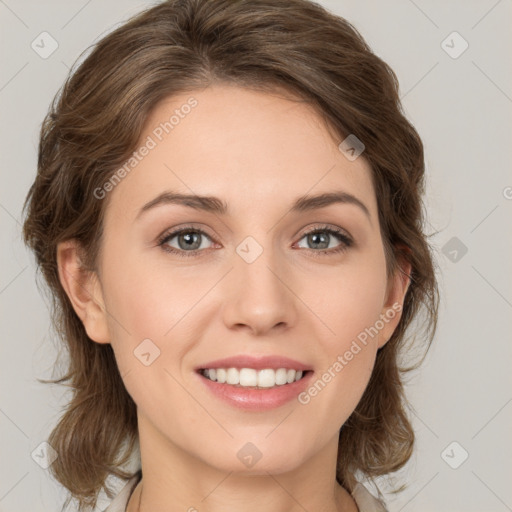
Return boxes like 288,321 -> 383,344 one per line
294,225 -> 353,256
157,225 -> 215,258
157,224 -> 353,258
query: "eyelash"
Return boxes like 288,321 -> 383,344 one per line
156,224 -> 353,258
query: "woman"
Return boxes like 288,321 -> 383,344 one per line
22,0 -> 439,511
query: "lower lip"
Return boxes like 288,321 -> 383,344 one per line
196,370 -> 314,411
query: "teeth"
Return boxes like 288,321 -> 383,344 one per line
202,367 -> 305,388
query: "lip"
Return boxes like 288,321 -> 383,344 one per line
194,355 -> 313,372
195,369 -> 314,411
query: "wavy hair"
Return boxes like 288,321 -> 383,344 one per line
22,0 -> 440,510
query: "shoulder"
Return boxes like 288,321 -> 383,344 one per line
102,471 -> 142,512
351,482 -> 388,512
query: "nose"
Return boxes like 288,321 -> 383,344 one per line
221,245 -> 299,336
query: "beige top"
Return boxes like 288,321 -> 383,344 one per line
103,471 -> 388,512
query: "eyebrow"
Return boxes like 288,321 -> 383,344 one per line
136,190 -> 371,223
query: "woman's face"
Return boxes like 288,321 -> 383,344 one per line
68,84 -> 408,476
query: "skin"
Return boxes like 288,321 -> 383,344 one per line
57,84 -> 410,512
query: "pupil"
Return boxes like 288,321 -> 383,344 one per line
310,232 -> 328,249
180,232 -> 200,250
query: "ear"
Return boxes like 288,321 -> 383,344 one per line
56,239 -> 110,344
377,247 -> 412,349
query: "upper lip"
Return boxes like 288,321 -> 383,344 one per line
195,355 -> 313,372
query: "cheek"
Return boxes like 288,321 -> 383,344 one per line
299,267 -> 386,423
99,250 -> 221,386
104,267 -> 167,336
102,244 -> 204,335
303,256 -> 388,347
98,249 -> 184,373
100,258 -> 197,411
298,250 -> 387,407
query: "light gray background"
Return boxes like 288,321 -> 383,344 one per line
1,1 -> 511,511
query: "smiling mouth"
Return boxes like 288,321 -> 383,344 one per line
197,368 -> 312,389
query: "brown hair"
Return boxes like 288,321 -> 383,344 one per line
22,0 -> 439,510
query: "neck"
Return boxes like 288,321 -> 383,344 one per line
129,479 -> 357,512
126,413 -> 359,512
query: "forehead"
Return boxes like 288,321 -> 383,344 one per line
105,84 -> 377,223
